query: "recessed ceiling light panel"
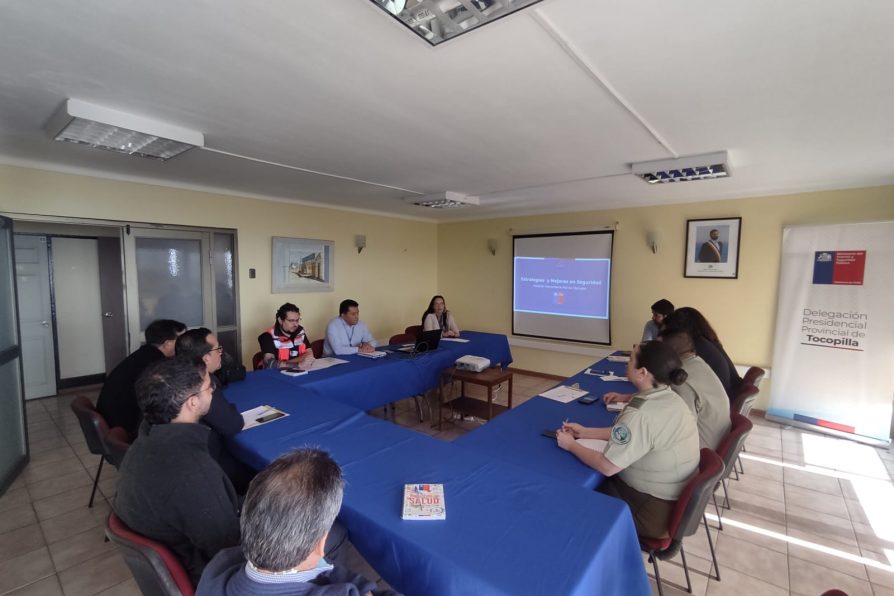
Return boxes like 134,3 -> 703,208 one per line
631,151 -> 730,184
370,0 -> 545,46
46,99 -> 204,161
405,191 -> 480,209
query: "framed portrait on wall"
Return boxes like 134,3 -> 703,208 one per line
271,236 -> 334,293
684,217 -> 741,279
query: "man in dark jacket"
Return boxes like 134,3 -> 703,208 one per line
96,319 -> 185,435
197,448 -> 398,596
116,358 -> 241,585
175,328 -> 251,492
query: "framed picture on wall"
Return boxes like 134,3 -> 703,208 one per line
684,217 -> 741,279
271,237 -> 334,293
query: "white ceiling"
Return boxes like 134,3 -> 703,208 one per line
1,0 -> 892,221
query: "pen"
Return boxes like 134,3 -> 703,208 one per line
593,370 -> 613,376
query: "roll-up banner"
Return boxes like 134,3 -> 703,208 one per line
767,221 -> 894,445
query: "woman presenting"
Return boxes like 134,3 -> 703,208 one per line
557,341 -> 699,538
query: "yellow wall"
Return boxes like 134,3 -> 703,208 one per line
0,165 -> 439,363
4,163 -> 893,410
438,186 -> 894,408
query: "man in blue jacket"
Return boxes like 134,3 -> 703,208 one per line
197,448 -> 399,596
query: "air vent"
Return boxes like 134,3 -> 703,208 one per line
631,151 -> 729,184
405,192 -> 480,209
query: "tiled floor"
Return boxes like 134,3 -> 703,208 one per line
3,374 -> 893,595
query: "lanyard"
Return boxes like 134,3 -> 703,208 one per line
344,320 -> 356,345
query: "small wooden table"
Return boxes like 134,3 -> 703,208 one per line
439,367 -> 513,429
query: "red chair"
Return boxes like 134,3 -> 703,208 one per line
640,448 -> 724,596
404,325 -> 422,337
310,338 -> 324,359
742,366 -> 766,389
389,333 -> 415,345
70,397 -> 133,508
732,383 -> 760,419
106,512 -> 195,596
712,412 -> 754,529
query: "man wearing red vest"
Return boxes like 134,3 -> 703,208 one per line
258,303 -> 315,369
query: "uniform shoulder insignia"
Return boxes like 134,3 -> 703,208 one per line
626,397 -> 646,410
611,424 -> 632,445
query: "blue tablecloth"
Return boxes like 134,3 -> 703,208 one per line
268,330 -> 513,410
455,356 -> 636,489
222,367 -> 650,596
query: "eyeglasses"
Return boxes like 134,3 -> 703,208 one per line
207,345 -> 224,354
284,317 -> 301,323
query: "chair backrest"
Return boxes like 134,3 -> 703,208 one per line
106,512 -> 195,596
389,332 -> 415,345
105,427 -> 133,468
742,366 -> 766,389
715,412 -> 754,482
71,396 -> 112,457
669,448 -> 725,541
310,339 -> 324,359
731,383 -> 759,418
405,325 -> 423,337
251,351 -> 265,370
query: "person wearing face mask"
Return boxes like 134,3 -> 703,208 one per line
557,341 -> 699,539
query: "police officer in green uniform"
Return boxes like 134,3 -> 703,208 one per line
557,341 -> 699,538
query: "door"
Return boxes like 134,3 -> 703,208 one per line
13,235 -> 56,399
97,236 -> 128,371
0,216 -> 28,492
123,228 -> 211,350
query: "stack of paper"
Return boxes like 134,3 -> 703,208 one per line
606,401 -> 626,412
440,337 -> 470,343
241,405 -> 289,430
357,351 -> 387,359
607,355 -> 630,363
539,385 -> 589,403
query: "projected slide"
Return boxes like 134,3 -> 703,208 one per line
512,231 -> 613,344
514,257 -> 610,319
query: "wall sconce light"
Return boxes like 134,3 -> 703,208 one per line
355,235 -> 366,254
487,238 -> 498,256
646,231 -> 658,254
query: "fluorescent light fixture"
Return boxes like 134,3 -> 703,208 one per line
405,191 -> 480,209
46,99 -> 204,161
370,0 -> 546,46
631,151 -> 729,184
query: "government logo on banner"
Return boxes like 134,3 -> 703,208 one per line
812,250 -> 866,285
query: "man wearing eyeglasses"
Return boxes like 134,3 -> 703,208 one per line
258,302 -> 315,369
176,328 -> 250,492
116,358 -> 241,585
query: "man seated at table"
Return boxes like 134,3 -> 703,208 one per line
96,318 -> 186,436
641,298 -> 674,342
197,448 -> 399,596
258,302 -> 315,369
323,299 -> 377,356
116,358 -> 241,585
658,328 -> 730,450
175,328 -> 254,493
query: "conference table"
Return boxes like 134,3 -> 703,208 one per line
455,356 -> 635,489
222,341 -> 650,595
269,330 -> 513,411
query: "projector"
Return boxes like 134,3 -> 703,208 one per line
455,355 -> 490,372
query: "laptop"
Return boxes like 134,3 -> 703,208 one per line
397,329 -> 442,354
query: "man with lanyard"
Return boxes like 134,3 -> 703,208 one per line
322,299 -> 376,356
258,303 -> 315,369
